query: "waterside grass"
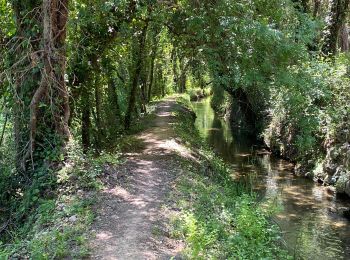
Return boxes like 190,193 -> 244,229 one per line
169,95 -> 291,259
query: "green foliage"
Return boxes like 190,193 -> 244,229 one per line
1,0 -> 350,257
170,99 -> 290,259
0,196 -> 94,259
0,112 -> 15,206
0,0 -> 15,37
175,94 -> 193,111
210,84 -> 230,116
0,141 -> 121,258
187,87 -> 212,101
168,0 -> 349,183
264,56 -> 350,167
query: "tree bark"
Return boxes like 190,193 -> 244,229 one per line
81,88 -> 91,154
0,114 -> 8,147
147,57 -> 156,102
107,77 -> 121,126
179,59 -> 190,93
90,56 -> 105,149
94,82 -> 103,149
339,24 -> 349,52
322,0 -> 350,56
314,0 -> 321,17
125,24 -> 148,130
171,48 -> 179,92
11,0 -> 70,173
140,77 -> 147,113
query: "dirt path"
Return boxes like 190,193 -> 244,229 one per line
90,99 -> 186,260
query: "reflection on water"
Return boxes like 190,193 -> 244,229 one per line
192,98 -> 350,259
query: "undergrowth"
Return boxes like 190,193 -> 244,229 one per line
0,141 -> 122,259
0,97 -> 159,259
170,96 -> 290,259
187,87 -> 212,101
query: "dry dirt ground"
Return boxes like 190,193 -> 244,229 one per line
89,99 -> 190,260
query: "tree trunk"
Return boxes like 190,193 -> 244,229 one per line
339,24 -> 349,52
125,24 -> 148,130
322,0 -> 350,56
179,59 -> 190,93
11,0 -> 70,174
171,48 -> 179,92
140,79 -> 147,113
147,33 -> 159,102
179,72 -> 186,93
148,57 -> 155,102
0,113 -> 8,147
314,0 -> 321,17
107,77 -> 121,126
161,76 -> 165,97
94,82 -> 103,149
81,88 -> 91,154
90,55 -> 105,150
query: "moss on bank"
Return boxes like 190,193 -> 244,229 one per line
169,95 -> 291,259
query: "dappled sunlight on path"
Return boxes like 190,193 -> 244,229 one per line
90,99 -> 186,260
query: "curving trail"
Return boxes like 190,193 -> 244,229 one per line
90,99 -> 187,260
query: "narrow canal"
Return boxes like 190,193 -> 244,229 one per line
192,97 -> 350,259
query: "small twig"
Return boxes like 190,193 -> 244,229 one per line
0,219 -> 11,235
0,113 -> 8,147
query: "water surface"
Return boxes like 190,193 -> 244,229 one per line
192,98 -> 350,259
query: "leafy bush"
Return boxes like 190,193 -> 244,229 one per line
264,56 -> 350,178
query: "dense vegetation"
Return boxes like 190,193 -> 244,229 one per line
1,0 -> 350,258
170,98 -> 290,259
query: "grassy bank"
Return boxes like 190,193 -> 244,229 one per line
1,96 -> 290,259
0,142 -> 122,259
169,95 -> 290,259
0,104 -> 162,258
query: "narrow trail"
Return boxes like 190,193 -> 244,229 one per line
90,99 -> 186,260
